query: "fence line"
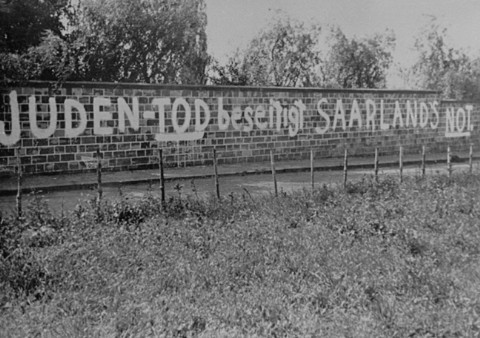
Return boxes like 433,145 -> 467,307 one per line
11,144 -> 477,213
399,146 -> 403,183
421,146 -> 426,178
16,147 -> 22,219
213,147 -> 221,201
270,149 -> 278,197
470,144 -> 474,174
96,148 -> 103,207
310,149 -> 315,191
158,148 -> 166,206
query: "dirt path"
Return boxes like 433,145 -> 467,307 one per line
0,163 -> 472,217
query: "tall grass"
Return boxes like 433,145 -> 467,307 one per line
1,174 -> 480,337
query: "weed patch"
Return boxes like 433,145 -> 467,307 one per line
1,173 -> 480,336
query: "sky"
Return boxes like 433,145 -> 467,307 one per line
204,0 -> 480,88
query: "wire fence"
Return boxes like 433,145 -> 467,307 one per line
9,142 -> 477,219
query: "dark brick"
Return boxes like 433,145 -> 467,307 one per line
65,146 -> 77,153
24,165 -> 36,173
0,148 -> 14,157
61,154 -> 75,161
116,158 -> 131,166
55,162 -> 69,172
47,155 -> 60,162
40,147 -> 54,154
20,156 -> 31,164
32,155 -> 47,163
81,136 -> 96,144
131,157 -> 149,164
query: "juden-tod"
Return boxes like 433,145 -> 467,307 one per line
0,90 -> 474,146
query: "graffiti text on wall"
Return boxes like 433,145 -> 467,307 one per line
0,90 -> 474,146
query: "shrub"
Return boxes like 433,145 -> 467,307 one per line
1,173 -> 480,336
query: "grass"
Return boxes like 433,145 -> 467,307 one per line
1,173 -> 480,337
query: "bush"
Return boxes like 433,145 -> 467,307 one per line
1,174 -> 480,336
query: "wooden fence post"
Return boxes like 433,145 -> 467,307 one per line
399,146 -> 403,183
421,145 -> 426,178
97,148 -> 102,205
469,143 -> 473,174
310,149 -> 315,190
158,148 -> 165,206
447,146 -> 452,179
343,148 -> 348,189
374,147 -> 379,182
213,147 -> 220,201
16,147 -> 22,219
270,149 -> 278,197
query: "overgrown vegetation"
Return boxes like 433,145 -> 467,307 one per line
0,0 -> 209,85
1,174 -> 480,337
211,16 -> 395,88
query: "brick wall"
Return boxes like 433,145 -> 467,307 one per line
0,81 -> 478,175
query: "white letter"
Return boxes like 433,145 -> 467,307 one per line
231,106 -> 242,131
118,97 -> 139,133
380,99 -> 389,130
254,105 -> 268,130
429,101 -> 439,129
406,100 -> 417,127
194,99 -> 210,132
446,107 -> 455,133
94,97 -> 113,135
218,98 -> 230,131
288,106 -> 300,137
392,100 -> 404,128
366,99 -> 376,130
333,99 -> 346,131
315,98 -> 330,134
65,99 -> 87,138
29,96 -> 58,139
419,102 -> 429,128
151,98 -> 170,133
466,105 -> 473,131
348,99 -> 362,128
172,98 -> 191,134
456,108 -> 466,132
295,100 -> 306,130
244,107 -> 254,132
0,91 -> 21,146
269,99 -> 282,131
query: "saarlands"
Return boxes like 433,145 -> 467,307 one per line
0,90 -> 474,146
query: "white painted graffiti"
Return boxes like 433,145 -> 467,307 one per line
0,90 -> 475,146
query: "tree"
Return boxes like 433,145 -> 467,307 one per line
72,0 -> 209,84
211,16 -> 324,87
212,16 -> 395,89
325,28 -> 395,88
410,18 -> 480,100
1,0 -> 209,85
0,0 -> 70,53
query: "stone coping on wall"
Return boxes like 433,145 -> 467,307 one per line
1,80 -> 440,95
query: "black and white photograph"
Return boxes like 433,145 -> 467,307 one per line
1,0 -> 480,336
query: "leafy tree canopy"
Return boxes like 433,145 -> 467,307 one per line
74,0 -> 209,83
326,28 -> 395,88
211,16 -> 395,89
0,0 -> 70,54
211,17 -> 323,87
410,18 -> 480,100
1,0 -> 209,85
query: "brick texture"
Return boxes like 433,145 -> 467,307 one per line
0,82 -> 478,175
